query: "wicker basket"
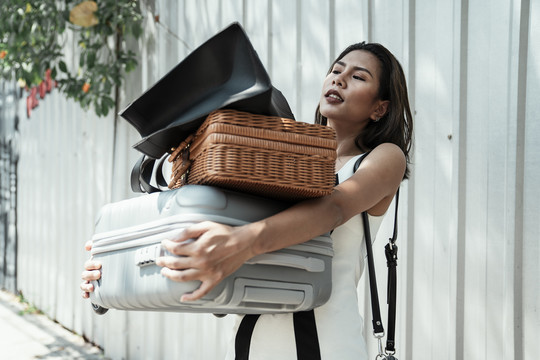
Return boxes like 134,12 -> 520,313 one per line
168,109 -> 337,200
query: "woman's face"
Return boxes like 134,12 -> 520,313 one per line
319,50 -> 386,126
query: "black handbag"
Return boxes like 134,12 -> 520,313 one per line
120,22 -> 294,161
354,154 -> 400,360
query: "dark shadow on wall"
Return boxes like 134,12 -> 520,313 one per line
0,81 -> 20,294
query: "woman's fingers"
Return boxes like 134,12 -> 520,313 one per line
80,268 -> 98,298
82,242 -> 99,299
82,259 -> 102,283
84,259 -> 101,271
181,281 -> 215,302
155,254 -> 190,270
160,238 -> 194,256
84,240 -> 93,252
81,266 -> 101,298
160,222 -> 220,256
155,222 -> 254,301
160,267 -> 195,282
159,267 -> 221,302
180,221 -> 217,239
81,269 -> 101,281
80,280 -> 94,293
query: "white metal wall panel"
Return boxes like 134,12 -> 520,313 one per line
523,0 -> 539,358
463,1 -> 530,360
334,0 -> 369,56
11,0 -> 540,359
412,0 -> 457,358
245,0 -> 270,69
270,0 -> 299,117
299,1 -> 331,122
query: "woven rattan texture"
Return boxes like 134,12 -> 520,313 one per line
169,109 -> 337,200
198,109 -> 336,142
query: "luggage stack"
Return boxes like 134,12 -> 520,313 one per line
89,23 -> 336,315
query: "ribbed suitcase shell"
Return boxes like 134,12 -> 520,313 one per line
89,185 -> 333,314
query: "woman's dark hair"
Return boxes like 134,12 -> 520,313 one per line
315,42 -> 413,179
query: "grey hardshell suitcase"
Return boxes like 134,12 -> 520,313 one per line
89,185 -> 333,315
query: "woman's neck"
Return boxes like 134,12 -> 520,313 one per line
330,124 -> 366,157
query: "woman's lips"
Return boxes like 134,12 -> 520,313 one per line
325,89 -> 344,103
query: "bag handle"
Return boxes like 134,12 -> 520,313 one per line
130,154 -> 170,193
354,152 -> 399,358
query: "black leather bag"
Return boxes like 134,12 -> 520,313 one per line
120,22 -> 294,160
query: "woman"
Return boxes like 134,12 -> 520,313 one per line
81,41 -> 413,359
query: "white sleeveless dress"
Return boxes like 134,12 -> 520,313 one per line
225,154 -> 385,360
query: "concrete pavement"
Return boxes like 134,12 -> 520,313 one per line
0,290 -> 108,360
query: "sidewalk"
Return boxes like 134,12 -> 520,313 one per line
0,290 -> 108,360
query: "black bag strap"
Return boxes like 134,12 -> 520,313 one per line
354,152 -> 399,357
234,311 -> 321,359
293,310 -> 322,359
235,314 -> 260,360
385,190 -> 399,354
130,154 -> 170,193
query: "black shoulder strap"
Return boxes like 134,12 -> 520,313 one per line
354,152 -> 399,356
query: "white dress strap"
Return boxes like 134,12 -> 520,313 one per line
336,153 -> 365,184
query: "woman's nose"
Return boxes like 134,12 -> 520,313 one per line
332,75 -> 344,87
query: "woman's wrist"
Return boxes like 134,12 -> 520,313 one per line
238,221 -> 266,258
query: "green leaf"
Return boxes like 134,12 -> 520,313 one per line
0,0 -> 142,118
103,96 -> 115,108
87,51 -> 96,67
101,102 -> 110,116
132,24 -> 143,38
79,52 -> 85,67
59,61 -> 67,73
31,72 -> 42,85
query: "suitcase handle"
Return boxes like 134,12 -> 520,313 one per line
246,253 -> 325,272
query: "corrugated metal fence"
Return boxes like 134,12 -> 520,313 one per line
9,0 -> 540,359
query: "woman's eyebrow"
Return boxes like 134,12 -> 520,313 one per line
336,60 -> 374,78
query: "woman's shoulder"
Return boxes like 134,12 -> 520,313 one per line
370,142 -> 405,155
352,143 -> 406,188
332,142 -> 405,219
365,143 -> 406,169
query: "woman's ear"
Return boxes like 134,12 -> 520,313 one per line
371,100 -> 390,121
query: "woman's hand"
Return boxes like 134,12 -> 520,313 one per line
156,221 -> 258,302
80,240 -> 102,299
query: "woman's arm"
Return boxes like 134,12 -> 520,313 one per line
156,142 -> 405,301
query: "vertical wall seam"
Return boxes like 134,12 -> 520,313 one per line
513,0 -> 529,358
267,0 -> 273,76
218,0 -> 223,30
405,0 -> 416,358
329,0 -> 335,64
367,0 -> 372,42
296,0 -> 302,119
242,0 -> 247,26
455,0 -> 469,358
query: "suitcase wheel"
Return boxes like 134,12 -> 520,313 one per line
91,303 -> 109,315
